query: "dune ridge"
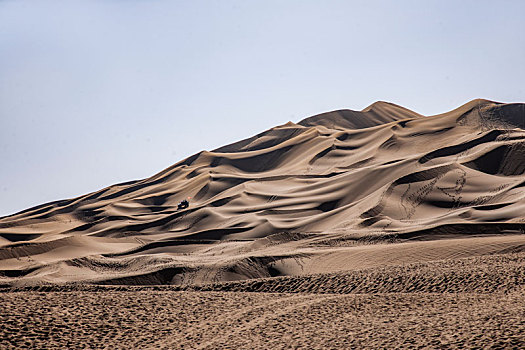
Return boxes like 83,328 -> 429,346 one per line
1,99 -> 525,286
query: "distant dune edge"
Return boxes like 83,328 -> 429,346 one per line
1,99 -> 525,287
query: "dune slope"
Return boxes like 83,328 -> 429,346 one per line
1,99 -> 525,286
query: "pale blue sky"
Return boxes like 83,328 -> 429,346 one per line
1,0 -> 524,216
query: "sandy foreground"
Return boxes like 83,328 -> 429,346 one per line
3,249 -> 525,349
2,289 -> 525,349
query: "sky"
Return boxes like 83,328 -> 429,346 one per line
1,0 -> 524,216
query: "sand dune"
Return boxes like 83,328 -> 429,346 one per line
3,99 -> 525,348
1,98 -> 525,286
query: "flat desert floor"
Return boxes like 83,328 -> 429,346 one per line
3,246 -> 525,349
2,289 -> 525,349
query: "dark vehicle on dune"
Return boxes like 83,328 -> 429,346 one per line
177,199 -> 189,210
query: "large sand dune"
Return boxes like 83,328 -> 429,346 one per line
1,98 -> 525,286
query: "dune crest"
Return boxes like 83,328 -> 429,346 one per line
1,99 -> 525,286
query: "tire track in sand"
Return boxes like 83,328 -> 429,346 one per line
192,294 -> 344,349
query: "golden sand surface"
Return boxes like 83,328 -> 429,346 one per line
2,289 -> 525,349
2,251 -> 525,349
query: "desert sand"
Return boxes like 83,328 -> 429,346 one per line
1,99 -> 525,348
3,287 -> 525,349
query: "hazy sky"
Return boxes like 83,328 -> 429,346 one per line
1,0 -> 524,216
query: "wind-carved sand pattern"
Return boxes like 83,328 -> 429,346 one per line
2,99 -> 525,348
